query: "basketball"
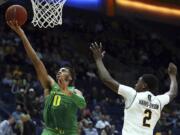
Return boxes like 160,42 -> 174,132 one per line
5,5 -> 27,26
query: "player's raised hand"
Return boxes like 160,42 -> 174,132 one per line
168,62 -> 177,76
6,20 -> 24,36
90,42 -> 105,61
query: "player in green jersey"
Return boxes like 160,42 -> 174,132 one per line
7,21 -> 87,135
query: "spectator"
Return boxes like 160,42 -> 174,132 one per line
2,72 -> 13,86
95,114 -> 111,130
0,116 -> 15,135
12,105 -> 23,122
92,105 -> 102,121
20,114 -> 36,135
172,115 -> 180,135
12,105 -> 24,135
111,124 -> 119,135
15,88 -> 26,105
83,121 -> 98,135
101,125 -> 112,135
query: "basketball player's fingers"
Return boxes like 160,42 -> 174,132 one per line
168,63 -> 177,74
170,62 -> 176,67
96,42 -> 100,50
12,20 -> 16,25
102,51 -> 106,57
93,42 -> 97,48
9,20 -> 13,25
92,42 -> 97,49
172,65 -> 177,71
91,43 -> 95,48
6,21 -> 10,27
92,43 -> 101,54
90,43 -> 94,47
12,20 -> 18,28
91,43 -> 97,50
13,20 -> 19,28
90,46 -> 96,54
9,21 -> 16,29
169,63 -> 176,70
170,62 -> 177,68
99,42 -> 102,49
90,44 -> 94,51
15,20 -> 18,27
12,20 -> 17,27
8,21 -> 14,29
169,62 -> 173,67
8,21 -> 12,26
99,42 -> 103,52
15,21 -> 21,28
7,22 -> 14,30
98,42 -> 102,51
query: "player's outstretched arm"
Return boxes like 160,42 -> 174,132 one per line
166,63 -> 178,102
7,21 -> 54,94
90,42 -> 119,93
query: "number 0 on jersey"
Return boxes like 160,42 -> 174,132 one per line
53,95 -> 61,107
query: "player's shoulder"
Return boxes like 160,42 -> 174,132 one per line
155,93 -> 167,99
73,89 -> 84,96
154,94 -> 170,110
118,84 -> 136,95
137,91 -> 153,95
155,93 -> 170,101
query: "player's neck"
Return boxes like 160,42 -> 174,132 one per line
61,88 -> 72,96
137,89 -> 148,92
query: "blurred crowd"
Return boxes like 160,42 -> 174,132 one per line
0,8 -> 180,135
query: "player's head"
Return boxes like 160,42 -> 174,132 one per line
56,66 -> 75,86
135,74 -> 159,92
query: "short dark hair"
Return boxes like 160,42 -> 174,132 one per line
142,74 -> 159,91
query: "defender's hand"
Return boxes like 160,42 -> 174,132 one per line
7,20 -> 24,36
168,62 -> 177,76
90,42 -> 105,61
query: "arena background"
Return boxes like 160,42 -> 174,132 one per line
0,0 -> 180,135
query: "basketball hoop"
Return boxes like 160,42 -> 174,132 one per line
0,0 -> 8,6
31,0 -> 67,28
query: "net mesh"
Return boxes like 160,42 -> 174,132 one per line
31,0 -> 67,28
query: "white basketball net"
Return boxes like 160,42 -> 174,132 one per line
31,0 -> 67,28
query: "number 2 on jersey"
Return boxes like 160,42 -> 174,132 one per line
143,109 -> 152,127
53,95 -> 61,107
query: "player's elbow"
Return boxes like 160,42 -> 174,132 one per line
174,88 -> 178,98
173,85 -> 178,97
101,76 -> 112,84
170,93 -> 177,102
169,87 -> 178,101
102,77 -> 115,88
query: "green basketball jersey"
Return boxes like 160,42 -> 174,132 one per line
43,82 -> 78,135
